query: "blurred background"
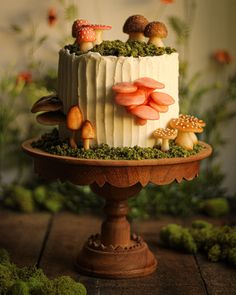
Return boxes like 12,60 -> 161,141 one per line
0,0 -> 235,218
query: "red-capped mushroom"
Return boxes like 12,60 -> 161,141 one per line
89,24 -> 112,45
76,27 -> 96,52
72,19 -> 90,38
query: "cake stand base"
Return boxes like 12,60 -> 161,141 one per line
22,139 -> 212,279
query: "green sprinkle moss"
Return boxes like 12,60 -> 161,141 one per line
32,129 -> 204,160
65,40 -> 176,57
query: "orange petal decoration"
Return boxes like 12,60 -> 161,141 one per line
150,92 -> 174,106
134,77 -> 165,89
136,117 -> 147,125
112,82 -> 137,93
130,105 -> 160,120
115,89 -> 146,106
149,100 -> 169,113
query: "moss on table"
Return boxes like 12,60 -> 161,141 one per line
65,40 -> 176,57
32,129 -> 204,160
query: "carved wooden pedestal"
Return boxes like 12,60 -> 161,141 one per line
22,139 -> 212,279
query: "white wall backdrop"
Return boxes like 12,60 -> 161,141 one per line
0,0 -> 236,194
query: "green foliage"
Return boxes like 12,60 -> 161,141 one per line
199,198 -> 230,217
160,221 -> 236,266
0,248 -> 86,295
168,16 -> 189,45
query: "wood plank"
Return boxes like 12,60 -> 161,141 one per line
39,212 -> 101,294
0,210 -> 51,266
98,217 -> 207,295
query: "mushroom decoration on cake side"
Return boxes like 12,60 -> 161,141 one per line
36,111 -> 66,126
144,21 -> 168,47
169,116 -> 204,150
76,26 -> 96,52
66,105 -> 83,149
153,128 -> 177,151
81,120 -> 95,150
123,15 -> 149,42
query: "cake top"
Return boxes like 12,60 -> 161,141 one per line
64,15 -> 176,57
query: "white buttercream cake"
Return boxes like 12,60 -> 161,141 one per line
58,17 -> 179,148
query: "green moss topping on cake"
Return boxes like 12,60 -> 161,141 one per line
65,40 -> 176,57
32,129 -> 203,160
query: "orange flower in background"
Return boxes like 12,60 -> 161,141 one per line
47,8 -> 57,26
212,50 -> 233,65
161,0 -> 175,4
16,71 -> 32,85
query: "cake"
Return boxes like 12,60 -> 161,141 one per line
32,16 -> 205,154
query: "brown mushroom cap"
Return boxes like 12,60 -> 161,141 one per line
123,15 -> 149,34
179,114 -> 206,127
144,21 -> 168,39
153,128 -> 177,140
81,120 -> 95,139
36,111 -> 66,125
169,118 -> 203,133
66,105 -> 83,131
31,94 -> 63,113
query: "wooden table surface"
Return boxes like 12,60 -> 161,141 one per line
0,210 -> 235,295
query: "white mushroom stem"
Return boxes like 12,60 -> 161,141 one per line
93,30 -> 104,45
189,132 -> 198,144
70,131 -> 77,148
128,32 -> 145,42
175,131 -> 193,150
156,138 -> 162,147
148,37 -> 164,47
161,139 -> 170,152
83,138 -> 90,150
79,42 -> 94,52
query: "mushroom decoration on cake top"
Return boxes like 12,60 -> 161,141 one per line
72,19 -> 90,38
144,21 -> 168,47
89,24 -> 112,45
123,15 -> 149,42
76,26 -> 96,52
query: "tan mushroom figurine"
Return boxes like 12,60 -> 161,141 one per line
123,15 -> 149,42
66,105 -> 83,149
179,114 -> 206,144
76,26 -> 96,52
169,117 -> 204,150
153,128 -> 177,152
144,21 -> 168,47
81,120 -> 95,150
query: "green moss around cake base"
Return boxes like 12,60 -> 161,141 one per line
65,40 -> 176,57
31,129 -> 204,160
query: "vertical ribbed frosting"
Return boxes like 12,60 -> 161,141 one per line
58,49 -> 179,147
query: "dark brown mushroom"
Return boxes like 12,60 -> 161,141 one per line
144,21 -> 168,47
123,15 -> 149,42
36,111 -> 66,125
31,94 -> 63,113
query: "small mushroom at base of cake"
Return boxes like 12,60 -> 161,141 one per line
144,21 -> 168,47
179,114 -> 206,144
66,105 -> 83,149
81,120 -> 95,150
31,94 -> 63,113
123,15 -> 149,42
76,27 -> 96,52
72,19 -> 90,38
36,111 -> 66,125
153,128 -> 177,152
169,118 -> 204,150
89,24 -> 112,45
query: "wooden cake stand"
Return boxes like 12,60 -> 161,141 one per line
22,139 -> 212,279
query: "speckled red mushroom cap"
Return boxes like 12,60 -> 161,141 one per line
76,27 -> 96,42
123,15 -> 149,34
89,24 -> 112,31
72,19 -> 90,37
144,21 -> 168,39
